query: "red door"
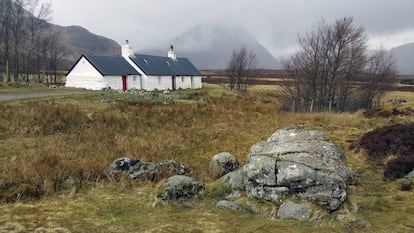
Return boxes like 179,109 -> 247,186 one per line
122,76 -> 127,92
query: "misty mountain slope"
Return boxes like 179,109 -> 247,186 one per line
139,24 -> 281,70
391,43 -> 414,75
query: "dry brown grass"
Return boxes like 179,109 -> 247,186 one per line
1,84 -> 414,232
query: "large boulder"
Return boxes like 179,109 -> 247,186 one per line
107,158 -> 189,181
277,201 -> 311,221
209,152 -> 240,179
240,126 -> 356,211
158,175 -> 206,200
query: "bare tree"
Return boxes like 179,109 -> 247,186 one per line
358,49 -> 397,109
282,17 -> 395,112
226,47 -> 257,92
47,32 -> 63,84
10,0 -> 27,81
0,0 -> 13,81
23,0 -> 51,82
0,0 -> 60,84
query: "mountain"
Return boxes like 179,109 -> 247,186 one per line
391,43 -> 414,75
139,24 -> 282,70
44,24 -> 121,67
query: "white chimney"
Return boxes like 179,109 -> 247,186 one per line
167,44 -> 177,60
122,40 -> 134,58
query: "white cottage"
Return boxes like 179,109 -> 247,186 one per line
65,42 -> 202,91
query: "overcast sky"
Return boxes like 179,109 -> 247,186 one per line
44,0 -> 414,57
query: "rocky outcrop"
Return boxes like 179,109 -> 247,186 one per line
158,175 -> 206,200
222,126 -> 356,212
107,158 -> 189,181
277,201 -> 311,221
209,152 -> 240,179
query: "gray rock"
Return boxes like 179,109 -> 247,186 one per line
221,169 -> 246,190
107,157 -> 142,178
107,158 -> 189,181
277,201 -> 311,221
216,200 -> 242,210
62,177 -> 77,190
158,175 -> 206,201
245,183 -> 289,202
209,152 -> 240,179
243,126 -> 356,211
244,156 -> 277,186
407,169 -> 414,179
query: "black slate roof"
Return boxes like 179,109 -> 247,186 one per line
67,55 -> 140,76
130,54 -> 201,76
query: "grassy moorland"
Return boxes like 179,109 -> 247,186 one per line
0,83 -> 413,232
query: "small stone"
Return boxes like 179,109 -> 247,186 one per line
277,201 -> 311,221
216,200 -> 242,211
158,175 -> 206,201
209,152 -> 240,179
407,170 -> 414,179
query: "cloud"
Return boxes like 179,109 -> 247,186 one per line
45,0 -> 414,56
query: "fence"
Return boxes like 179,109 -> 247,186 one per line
0,72 -> 66,86
282,99 -> 385,113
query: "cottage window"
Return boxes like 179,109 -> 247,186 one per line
181,76 -> 184,82
158,76 -> 161,84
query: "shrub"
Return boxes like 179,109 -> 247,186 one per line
384,156 -> 414,180
399,180 -> 413,191
359,124 -> 414,158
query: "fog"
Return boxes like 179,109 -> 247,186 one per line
45,0 -> 414,56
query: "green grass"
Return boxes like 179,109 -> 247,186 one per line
0,84 -> 414,232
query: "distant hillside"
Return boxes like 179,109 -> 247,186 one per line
44,24 -> 121,67
391,43 -> 414,75
139,24 -> 282,70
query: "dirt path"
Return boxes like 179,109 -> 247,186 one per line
0,91 -> 89,102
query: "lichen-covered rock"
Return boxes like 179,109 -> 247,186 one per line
277,201 -> 311,221
209,152 -> 240,179
244,156 -> 277,186
242,126 -> 356,211
107,158 -> 189,181
216,200 -> 242,210
221,169 -> 246,190
107,157 -> 142,178
245,183 -> 289,202
158,175 -> 206,200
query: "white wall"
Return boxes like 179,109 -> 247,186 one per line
105,75 -> 142,91
142,75 -> 173,91
142,75 -> 203,91
65,57 -> 105,90
128,75 -> 142,90
192,76 -> 203,89
175,76 -> 191,89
